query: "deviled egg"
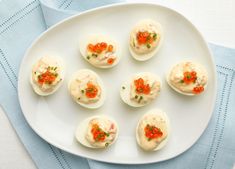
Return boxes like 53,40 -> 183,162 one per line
167,61 -> 208,95
30,55 -> 65,96
136,109 -> 170,151
129,19 -> 163,61
120,72 -> 161,107
68,69 -> 105,109
75,115 -> 118,148
79,35 -> 120,68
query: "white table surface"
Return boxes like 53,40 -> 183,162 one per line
1,0 -> 235,169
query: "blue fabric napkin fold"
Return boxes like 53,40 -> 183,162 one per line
0,1 -> 234,169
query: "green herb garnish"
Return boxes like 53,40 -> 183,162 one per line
92,53 -> 98,57
138,96 -> 143,103
153,33 -> 157,39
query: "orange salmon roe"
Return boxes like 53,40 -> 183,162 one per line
183,71 -> 197,84
85,82 -> 98,98
87,42 -> 115,54
38,70 -> 56,85
91,124 -> 108,142
144,124 -> 163,141
134,78 -> 150,95
193,86 -> 204,94
137,31 -> 156,45
107,58 -> 115,65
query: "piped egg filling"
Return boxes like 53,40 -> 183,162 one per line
130,76 -> 160,104
167,61 -> 208,95
85,117 -> 118,148
129,19 -> 163,61
136,110 -> 169,151
69,70 -> 102,104
31,56 -> 64,95
86,41 -> 117,66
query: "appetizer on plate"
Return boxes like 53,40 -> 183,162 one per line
30,55 -> 65,96
129,19 -> 163,61
120,72 -> 161,107
79,35 -> 121,68
75,115 -> 118,149
167,61 -> 208,95
136,109 -> 170,151
68,69 -> 105,109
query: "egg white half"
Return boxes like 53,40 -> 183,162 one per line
75,115 -> 119,149
129,19 -> 164,61
120,72 -> 162,107
136,109 -> 170,151
68,69 -> 105,109
79,35 -> 121,68
30,56 -> 65,96
166,61 -> 208,96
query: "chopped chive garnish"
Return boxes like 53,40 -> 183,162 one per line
105,143 -> 109,147
146,44 -> 151,48
138,96 -> 143,103
92,53 -> 98,57
122,86 -> 125,89
135,95 -> 138,99
153,33 -> 157,39
87,56 -> 90,60
187,75 -> 191,79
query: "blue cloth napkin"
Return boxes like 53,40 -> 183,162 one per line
0,1 -> 234,169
